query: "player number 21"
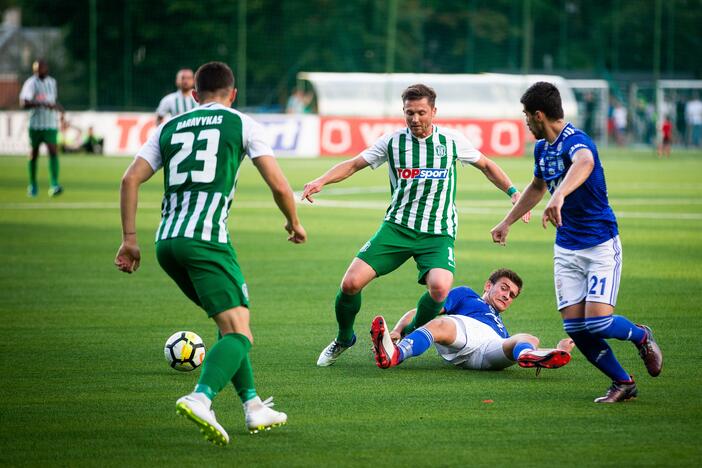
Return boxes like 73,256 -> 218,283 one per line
589,275 -> 607,296
169,129 -> 220,186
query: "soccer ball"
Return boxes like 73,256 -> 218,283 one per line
164,331 -> 206,372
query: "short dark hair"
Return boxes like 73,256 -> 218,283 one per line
520,81 -> 564,120
488,268 -> 523,293
195,62 -> 235,96
402,84 -> 436,107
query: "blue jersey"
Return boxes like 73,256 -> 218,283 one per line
443,287 -> 509,338
533,123 -> 618,250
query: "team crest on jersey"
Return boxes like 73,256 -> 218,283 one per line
396,168 -> 449,180
435,144 -> 447,157
557,142 -> 563,153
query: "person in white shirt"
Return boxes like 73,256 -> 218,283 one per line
155,69 -> 197,125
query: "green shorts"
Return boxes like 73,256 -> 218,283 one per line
156,237 -> 249,317
29,129 -> 58,148
356,221 -> 455,284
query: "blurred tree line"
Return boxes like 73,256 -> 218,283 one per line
7,0 -> 702,111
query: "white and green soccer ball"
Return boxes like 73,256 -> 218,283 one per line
164,331 -> 206,372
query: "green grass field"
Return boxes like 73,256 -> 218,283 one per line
1,149 -> 701,466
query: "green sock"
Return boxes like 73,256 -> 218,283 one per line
28,159 -> 37,186
403,292 -> 445,335
48,155 -> 59,187
335,289 -> 361,344
196,333 -> 251,399
231,354 -> 257,403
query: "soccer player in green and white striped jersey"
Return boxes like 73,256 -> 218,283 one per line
115,62 -> 306,446
303,84 -> 530,367
155,68 -> 198,125
20,59 -> 64,197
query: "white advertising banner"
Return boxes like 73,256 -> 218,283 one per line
0,111 -> 320,157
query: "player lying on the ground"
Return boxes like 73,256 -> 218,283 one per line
371,268 -> 573,371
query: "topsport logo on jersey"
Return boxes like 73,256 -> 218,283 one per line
396,168 -> 449,180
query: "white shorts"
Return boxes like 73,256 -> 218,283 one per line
554,235 -> 622,310
434,315 -> 514,370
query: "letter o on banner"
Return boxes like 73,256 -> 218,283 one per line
490,121 -> 520,155
321,120 -> 351,155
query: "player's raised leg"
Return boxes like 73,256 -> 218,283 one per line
584,302 -> 662,377
317,258 -> 376,366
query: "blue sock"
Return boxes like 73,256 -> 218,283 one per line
512,341 -> 536,361
585,315 -> 646,344
564,318 -> 632,383
396,328 -> 434,363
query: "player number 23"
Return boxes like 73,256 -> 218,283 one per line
169,129 -> 220,186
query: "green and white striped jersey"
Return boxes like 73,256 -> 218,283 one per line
361,125 -> 482,238
19,75 -> 58,129
137,102 -> 273,244
156,91 -> 198,120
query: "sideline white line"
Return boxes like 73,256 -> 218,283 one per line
301,199 -> 702,220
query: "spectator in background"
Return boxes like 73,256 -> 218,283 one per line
658,116 -> 672,158
155,69 -> 197,125
675,94 -> 687,145
685,93 -> 702,147
612,100 -> 628,146
286,87 -> 312,114
81,127 -> 104,155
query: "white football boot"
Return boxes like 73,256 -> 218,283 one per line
176,393 -> 230,446
244,396 -> 287,434
316,335 -> 357,367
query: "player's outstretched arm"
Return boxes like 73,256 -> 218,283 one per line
253,155 -> 307,244
491,177 -> 547,246
301,155 -> 370,203
115,158 -> 155,273
541,149 -> 594,228
471,155 -> 531,223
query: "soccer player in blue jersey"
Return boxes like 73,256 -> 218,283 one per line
371,268 -> 573,371
491,82 -> 663,403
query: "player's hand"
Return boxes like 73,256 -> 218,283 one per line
301,179 -> 324,203
286,221 -> 307,244
510,191 -> 531,223
556,338 -> 575,353
490,221 -> 510,246
115,240 -> 141,273
542,193 -> 564,228
389,330 -> 402,343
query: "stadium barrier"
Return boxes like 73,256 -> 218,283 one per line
0,111 -> 525,157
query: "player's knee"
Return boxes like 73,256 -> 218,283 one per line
340,276 -> 363,295
427,284 -> 450,302
514,333 -> 539,347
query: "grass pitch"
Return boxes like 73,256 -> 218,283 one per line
1,149 -> 701,466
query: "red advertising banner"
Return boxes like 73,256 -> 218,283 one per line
320,117 -> 525,157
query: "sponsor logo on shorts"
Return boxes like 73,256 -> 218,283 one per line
242,283 -> 249,301
396,168 -> 449,180
359,241 -> 371,253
